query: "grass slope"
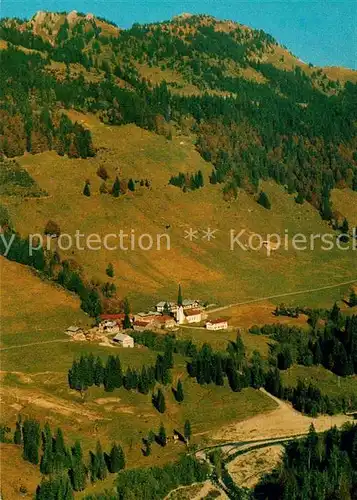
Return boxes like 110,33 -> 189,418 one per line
282,364 -> 357,401
2,112 -> 355,311
0,257 -> 88,348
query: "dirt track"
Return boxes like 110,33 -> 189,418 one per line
212,388 -> 353,442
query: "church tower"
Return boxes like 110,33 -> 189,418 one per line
176,284 -> 185,324
176,305 -> 185,324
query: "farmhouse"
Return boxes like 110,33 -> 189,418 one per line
136,311 -> 161,319
99,313 -> 134,330
154,315 -> 177,329
112,333 -> 134,348
134,313 -> 161,323
99,320 -> 120,334
206,319 -> 228,331
155,301 -> 178,313
182,299 -> 200,310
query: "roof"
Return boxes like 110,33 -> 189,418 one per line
134,321 -> 150,327
206,318 -> 228,325
182,299 -> 198,306
67,326 -> 81,332
113,333 -> 133,341
185,309 -> 202,316
100,313 -> 126,320
155,315 -> 176,323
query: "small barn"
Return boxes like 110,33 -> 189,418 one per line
112,333 -> 134,348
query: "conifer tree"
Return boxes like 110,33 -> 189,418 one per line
157,423 -> 167,447
257,191 -> 271,209
112,176 -> 120,197
123,297 -> 131,329
22,419 -> 41,465
128,178 -> 135,192
154,388 -> 166,413
104,355 -> 122,392
197,170 -> 204,188
163,345 -> 174,369
214,356 -> 224,386
40,422 -> 54,475
227,366 -> 241,392
36,474 -> 74,500
53,427 -> 69,472
184,419 -> 191,444
210,169 -> 217,184
330,302 -> 341,324
138,366 -> 149,394
89,450 -> 99,483
70,440 -> 87,491
341,218 -> 349,234
106,262 -> 114,278
350,289 -> 357,307
175,379 -> 184,402
95,441 -> 107,480
83,180 -> 91,197
295,192 -> 304,204
13,418 -> 22,445
94,356 -> 104,386
109,443 -> 125,472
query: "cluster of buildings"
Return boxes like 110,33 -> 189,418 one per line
66,287 -> 229,349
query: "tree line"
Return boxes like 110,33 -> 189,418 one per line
263,305 -> 357,377
255,424 -> 357,499
68,350 -> 174,412
84,454 -> 209,500
1,417 -> 125,498
169,170 -> 204,191
0,229 -> 103,317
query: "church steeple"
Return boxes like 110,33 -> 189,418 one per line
177,283 -> 183,307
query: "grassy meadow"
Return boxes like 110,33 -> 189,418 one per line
1,112 -> 355,312
282,364 -> 357,401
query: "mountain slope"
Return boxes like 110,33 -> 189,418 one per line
0,11 -> 356,312
2,111 -> 355,311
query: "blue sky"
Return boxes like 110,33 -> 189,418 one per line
1,1 -> 356,69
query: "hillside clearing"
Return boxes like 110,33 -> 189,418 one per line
212,389 -> 353,442
227,445 -> 284,489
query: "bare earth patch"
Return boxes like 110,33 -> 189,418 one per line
227,445 -> 284,489
0,385 -> 102,422
94,397 -> 122,404
213,389 -> 353,442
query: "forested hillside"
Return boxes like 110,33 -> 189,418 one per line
1,11 -> 357,217
255,424 -> 357,499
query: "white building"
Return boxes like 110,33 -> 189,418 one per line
176,305 -> 186,325
182,299 -> 200,310
112,333 -> 134,348
100,320 -> 121,334
185,309 -> 202,324
156,301 -> 178,313
206,319 -> 228,331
